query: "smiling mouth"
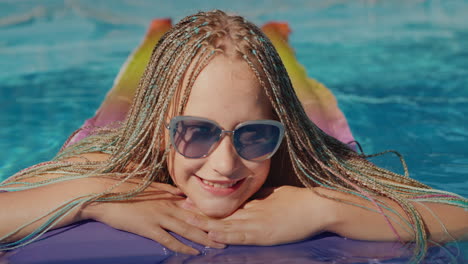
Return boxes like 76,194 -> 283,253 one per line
196,176 -> 246,195
200,179 -> 240,188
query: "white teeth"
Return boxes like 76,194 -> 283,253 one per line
201,179 -> 238,188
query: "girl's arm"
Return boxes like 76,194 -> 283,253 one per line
0,176 -> 111,243
318,187 -> 468,243
186,186 -> 467,245
0,153 -> 111,243
0,154 -> 223,254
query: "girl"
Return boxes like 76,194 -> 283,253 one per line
1,10 -> 467,263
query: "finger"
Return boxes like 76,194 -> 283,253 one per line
208,227 -> 254,245
148,228 -> 200,255
161,217 -> 226,249
149,182 -> 184,195
175,198 -> 204,215
168,207 -> 226,246
205,219 -> 270,245
186,216 -> 247,235
184,213 -> 223,232
196,219 -> 263,245
129,190 -> 183,202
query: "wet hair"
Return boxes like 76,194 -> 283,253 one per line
1,10 -> 466,262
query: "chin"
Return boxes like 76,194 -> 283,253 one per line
197,202 -> 239,218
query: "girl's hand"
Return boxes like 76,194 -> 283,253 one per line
184,185 -> 335,246
83,181 -> 226,255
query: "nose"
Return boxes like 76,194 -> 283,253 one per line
207,135 -> 240,177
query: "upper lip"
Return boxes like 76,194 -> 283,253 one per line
196,175 -> 244,184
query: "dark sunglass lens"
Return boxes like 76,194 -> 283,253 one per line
172,119 -> 220,158
234,124 -> 281,160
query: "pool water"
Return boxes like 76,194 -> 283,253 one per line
1,0 -> 467,262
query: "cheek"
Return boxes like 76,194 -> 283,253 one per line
249,160 -> 271,186
168,152 -> 201,186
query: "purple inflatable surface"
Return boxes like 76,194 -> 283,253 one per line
1,218 -> 464,264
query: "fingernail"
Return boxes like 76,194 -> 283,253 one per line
188,249 -> 199,255
211,243 -> 226,249
208,231 -> 219,239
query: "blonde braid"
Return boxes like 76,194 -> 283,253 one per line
1,10 -> 466,262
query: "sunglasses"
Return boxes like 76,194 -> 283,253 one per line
166,116 -> 285,161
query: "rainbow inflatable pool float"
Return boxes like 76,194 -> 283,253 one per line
64,18 -> 355,149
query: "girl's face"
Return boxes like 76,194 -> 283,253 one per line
167,55 -> 274,218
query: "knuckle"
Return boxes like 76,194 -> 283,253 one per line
223,221 -> 233,232
239,232 -> 248,244
159,235 -> 173,246
179,223 -> 191,236
152,229 -> 173,245
187,214 -> 202,227
168,243 -> 185,253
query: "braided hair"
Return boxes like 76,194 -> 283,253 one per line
1,10 -> 466,262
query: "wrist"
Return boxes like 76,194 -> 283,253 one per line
80,200 -> 105,221
77,177 -> 116,222
310,187 -> 341,234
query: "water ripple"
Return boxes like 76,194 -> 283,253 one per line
338,93 -> 468,106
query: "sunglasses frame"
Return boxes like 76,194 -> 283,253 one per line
166,115 -> 285,161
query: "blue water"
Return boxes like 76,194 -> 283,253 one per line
0,0 -> 467,262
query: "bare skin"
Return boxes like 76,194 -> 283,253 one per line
186,185 -> 468,246
2,152 -> 467,256
0,152 -> 223,255
1,54 -> 467,257
165,55 -> 274,219
4,154 -> 465,257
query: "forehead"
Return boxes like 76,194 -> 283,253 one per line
180,55 -> 273,129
